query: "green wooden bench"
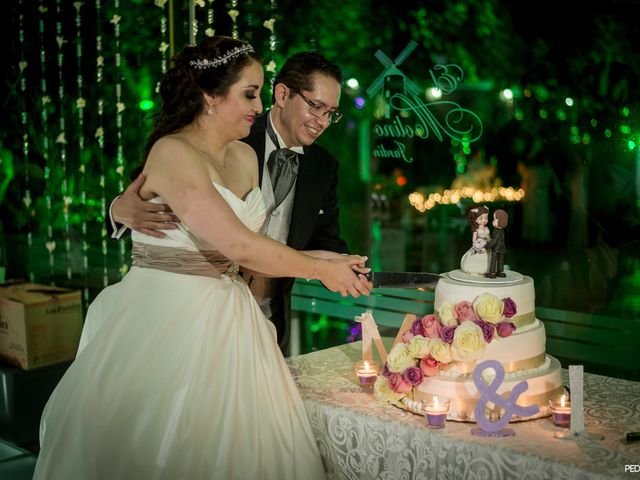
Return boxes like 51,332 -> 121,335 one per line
291,280 -> 640,381
0,439 -> 37,480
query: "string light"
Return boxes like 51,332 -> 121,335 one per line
408,187 -> 526,213
74,1 -> 88,302
55,0 -> 72,281
17,0 -> 34,282
38,0 -> 55,282
111,1 -> 127,279
95,0 -> 108,288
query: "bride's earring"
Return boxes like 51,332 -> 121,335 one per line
207,104 -> 214,116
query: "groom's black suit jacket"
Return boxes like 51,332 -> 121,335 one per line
242,113 -> 348,353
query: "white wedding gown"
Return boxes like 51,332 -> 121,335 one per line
34,183 -> 326,480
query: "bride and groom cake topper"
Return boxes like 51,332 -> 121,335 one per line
461,205 -> 509,278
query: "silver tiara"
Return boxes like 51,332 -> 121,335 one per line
189,44 -> 254,70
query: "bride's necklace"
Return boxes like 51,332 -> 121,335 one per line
194,127 -> 227,170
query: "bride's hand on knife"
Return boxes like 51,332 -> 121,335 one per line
316,255 -> 373,298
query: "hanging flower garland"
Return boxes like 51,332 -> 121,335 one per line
205,0 -> 215,37
228,0 -> 239,39
264,0 -> 277,94
55,0 -> 72,281
18,0 -> 34,282
74,1 -> 89,301
38,0 -> 55,281
95,0 -> 108,288
155,0 -> 169,94
111,2 -> 128,279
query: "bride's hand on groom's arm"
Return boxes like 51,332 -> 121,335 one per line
112,173 -> 180,238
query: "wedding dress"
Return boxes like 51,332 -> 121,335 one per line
34,183 -> 326,480
460,226 -> 491,275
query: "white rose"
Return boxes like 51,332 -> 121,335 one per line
438,301 -> 457,327
473,293 -> 504,324
452,321 -> 487,360
408,335 -> 431,358
387,343 -> 416,372
429,339 -> 453,364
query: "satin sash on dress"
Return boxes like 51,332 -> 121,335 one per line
131,242 -> 239,279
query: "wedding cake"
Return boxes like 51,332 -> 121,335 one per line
373,208 -> 564,422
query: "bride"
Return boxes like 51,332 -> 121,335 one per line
34,36 -> 370,479
460,205 -> 491,275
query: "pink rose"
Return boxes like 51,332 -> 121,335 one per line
421,314 -> 442,339
420,355 -> 440,377
403,366 -> 424,386
454,301 -> 477,322
410,318 -> 425,336
496,321 -> 516,338
474,320 -> 494,343
440,325 -> 456,344
402,331 -> 415,343
388,372 -> 412,393
502,298 -> 517,318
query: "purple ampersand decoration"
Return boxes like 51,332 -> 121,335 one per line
472,360 -> 540,435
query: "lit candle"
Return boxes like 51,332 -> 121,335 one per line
355,360 -> 378,388
549,395 -> 571,427
423,396 -> 450,429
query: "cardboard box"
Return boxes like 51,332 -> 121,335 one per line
0,283 -> 83,370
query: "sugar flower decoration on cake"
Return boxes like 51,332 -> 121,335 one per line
473,293 -> 504,324
373,293 -> 519,403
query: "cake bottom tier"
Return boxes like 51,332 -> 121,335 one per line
413,355 -> 564,422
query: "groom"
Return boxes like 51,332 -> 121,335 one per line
109,52 -> 372,354
484,209 -> 508,278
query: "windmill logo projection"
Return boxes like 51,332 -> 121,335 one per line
366,41 -> 483,163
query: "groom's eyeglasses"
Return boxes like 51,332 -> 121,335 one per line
293,90 -> 343,124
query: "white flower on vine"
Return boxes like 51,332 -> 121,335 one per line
263,18 -> 275,32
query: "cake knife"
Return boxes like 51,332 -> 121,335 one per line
363,271 -> 441,289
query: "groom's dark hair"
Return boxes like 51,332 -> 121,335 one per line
494,209 -> 509,228
272,52 -> 343,103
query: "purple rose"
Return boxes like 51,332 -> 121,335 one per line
382,362 -> 391,378
496,321 -> 516,338
440,325 -> 456,344
403,366 -> 424,386
410,318 -> 425,336
502,297 -> 517,318
474,320 -> 494,343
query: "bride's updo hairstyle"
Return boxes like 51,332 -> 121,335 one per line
144,36 -> 261,160
466,205 -> 490,231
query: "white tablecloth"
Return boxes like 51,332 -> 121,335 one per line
288,341 -> 640,480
